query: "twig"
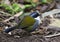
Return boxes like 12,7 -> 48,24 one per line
3,11 -> 23,22
47,26 -> 60,31
0,11 -> 12,16
0,21 -> 14,26
45,33 -> 60,38
42,9 -> 60,18
48,1 -> 56,10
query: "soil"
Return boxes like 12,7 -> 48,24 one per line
0,29 -> 60,42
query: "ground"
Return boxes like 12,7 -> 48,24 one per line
0,31 -> 60,42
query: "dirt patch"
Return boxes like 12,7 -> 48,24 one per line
0,31 -> 60,42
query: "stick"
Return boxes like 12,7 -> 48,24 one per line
48,1 -> 56,10
47,26 -> 60,31
45,33 -> 60,38
0,11 -> 12,16
3,11 -> 23,22
0,21 -> 14,26
42,9 -> 60,18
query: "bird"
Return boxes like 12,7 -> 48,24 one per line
4,11 -> 41,33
